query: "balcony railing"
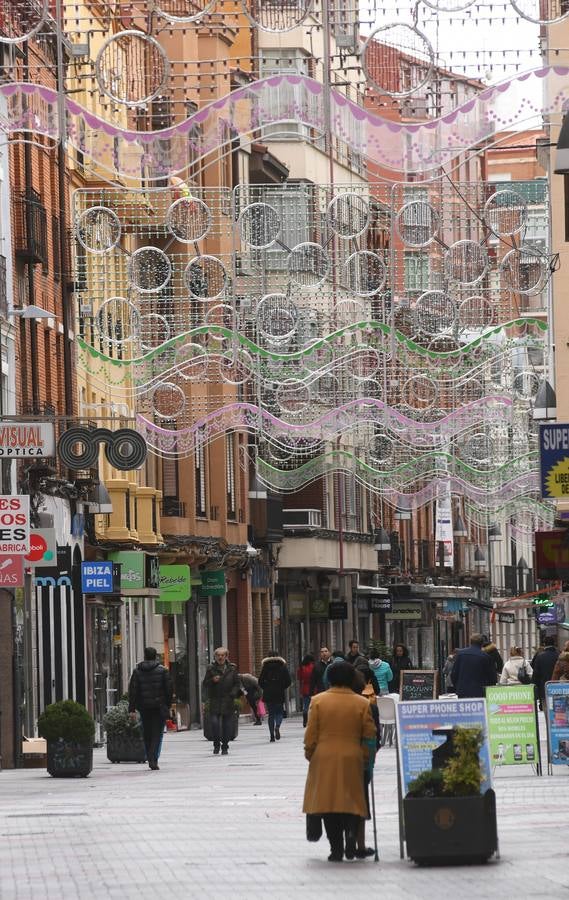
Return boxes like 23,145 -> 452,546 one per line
283,508 -> 322,529
14,190 -> 48,265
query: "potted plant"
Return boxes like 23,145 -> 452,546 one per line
104,699 -> 147,763
403,726 -> 497,865
38,700 -> 95,778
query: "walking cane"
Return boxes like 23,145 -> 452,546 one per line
370,769 -> 379,862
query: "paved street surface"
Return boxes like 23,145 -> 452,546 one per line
1,715 -> 568,899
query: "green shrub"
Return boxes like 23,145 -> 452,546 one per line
103,700 -> 141,737
38,700 -> 95,745
407,768 -> 445,798
366,638 -> 390,661
442,726 -> 483,797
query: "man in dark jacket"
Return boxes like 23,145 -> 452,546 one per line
128,646 -> 173,770
482,639 -> 504,677
310,647 -> 332,695
202,647 -> 241,755
451,634 -> 497,698
532,637 -> 559,709
258,650 -> 292,742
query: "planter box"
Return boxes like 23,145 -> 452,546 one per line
106,732 -> 147,763
47,740 -> 93,778
203,711 -> 239,742
403,790 -> 497,865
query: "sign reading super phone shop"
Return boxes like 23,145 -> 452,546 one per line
396,699 -> 492,796
545,681 -> 569,766
485,685 -> 540,768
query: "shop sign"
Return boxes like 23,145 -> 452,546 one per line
24,528 -> 56,566
396,698 -> 492,797
385,601 -> 422,621
146,554 -> 160,590
328,600 -> 348,620
539,424 -> 569,498
486,685 -> 540,768
109,551 -> 145,591
0,422 -> 55,458
400,670 -> 438,701
159,565 -> 191,603
199,570 -> 226,597
545,681 -> 569,766
0,554 -> 24,587
287,592 -> 307,617
310,595 -> 329,619
497,612 -> 515,624
535,531 -> 569,580
81,561 -> 120,594
369,593 -> 392,613
0,496 -> 30,554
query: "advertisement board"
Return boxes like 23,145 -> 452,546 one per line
539,424 -> 569,498
396,698 -> 492,796
0,423 -> 55,458
0,496 -> 30,554
485,685 -> 540,770
544,682 -> 569,768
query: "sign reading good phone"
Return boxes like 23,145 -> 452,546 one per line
0,496 -> 30,554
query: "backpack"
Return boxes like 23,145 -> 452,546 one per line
517,661 -> 532,685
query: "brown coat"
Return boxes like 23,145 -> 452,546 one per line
552,651 -> 569,682
303,686 -> 377,817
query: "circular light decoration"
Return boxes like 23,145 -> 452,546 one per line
335,297 -> 367,330
510,0 -> 569,23
344,251 -> 387,296
184,255 -> 228,300
218,348 -> 253,385
392,302 -> 415,337
205,303 -> 239,340
96,32 -> 169,107
362,24 -> 434,99
414,291 -> 456,336
288,243 -> 329,288
457,378 -> 484,405
155,0 -> 216,22
461,431 -> 496,467
129,247 -> 172,293
96,297 -> 140,346
257,294 -> 298,341
314,373 -> 340,402
76,206 -> 121,254
166,197 -> 212,243
483,189 -> 528,237
458,295 -> 496,331
427,336 -> 462,367
421,0 -> 475,12
444,240 -> 488,285
396,200 -> 440,247
239,202 -> 281,249
327,194 -> 370,240
175,342 -> 207,380
369,434 -> 394,468
404,374 -> 439,409
345,347 -> 381,381
500,245 -> 549,295
276,381 -> 311,414
140,313 -> 170,351
151,382 -> 186,419
241,0 -> 313,31
512,370 -> 540,402
0,0 -> 46,43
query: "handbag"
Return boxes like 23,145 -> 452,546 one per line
517,661 -> 532,685
257,699 -> 267,718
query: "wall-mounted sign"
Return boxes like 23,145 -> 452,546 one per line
310,595 -> 329,619
328,600 -> 348,621
58,426 -> 147,471
385,601 -> 422,621
0,555 -> 24,587
369,593 -> 392,613
159,565 -> 191,604
24,528 -> 56,566
287,592 -> 307,617
81,561 -> 120,594
535,531 -> 569,580
0,496 -> 30,554
497,612 -> 515,624
199,570 -> 226,597
109,551 -> 145,591
0,423 -> 55,458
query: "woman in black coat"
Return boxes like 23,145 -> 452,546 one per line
258,650 -> 292,743
388,643 -> 413,694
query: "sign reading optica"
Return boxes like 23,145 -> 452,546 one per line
539,424 -> 569,498
396,698 -> 492,796
0,423 -> 55,458
485,685 -> 540,768
0,496 -> 30,554
545,681 -> 569,766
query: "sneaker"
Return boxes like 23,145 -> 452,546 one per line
275,727 -> 281,740
213,746 -> 220,755
221,747 -> 229,756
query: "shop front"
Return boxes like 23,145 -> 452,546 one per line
154,564 -> 192,728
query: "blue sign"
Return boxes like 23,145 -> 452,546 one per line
81,561 -> 115,594
545,682 -> 569,765
395,698 -> 493,796
539,424 -> 569,499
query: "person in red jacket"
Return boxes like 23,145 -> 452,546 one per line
297,653 -> 315,727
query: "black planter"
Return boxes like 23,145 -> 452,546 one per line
47,740 -> 93,778
403,790 -> 497,865
106,732 -> 147,763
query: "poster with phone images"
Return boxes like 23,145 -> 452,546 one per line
396,698 -> 492,796
485,685 -> 539,768
545,682 -> 569,766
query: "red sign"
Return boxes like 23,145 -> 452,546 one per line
535,530 -> 569,580
0,555 -> 24,588
24,533 -> 48,562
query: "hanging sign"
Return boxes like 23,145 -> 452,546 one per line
0,555 -> 24,587
0,496 -> 30,554
0,423 -> 55,458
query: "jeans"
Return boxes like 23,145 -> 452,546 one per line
302,695 -> 311,727
140,710 -> 166,764
210,712 -> 233,749
267,702 -> 284,737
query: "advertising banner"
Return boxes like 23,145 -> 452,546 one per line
435,479 -> 454,568
539,424 -> 569,498
545,681 -> 569,767
0,496 -> 30,554
485,685 -> 540,769
0,423 -> 55,458
396,698 -> 492,796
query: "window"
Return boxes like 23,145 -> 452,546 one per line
264,187 -> 311,269
195,436 -> 207,517
226,433 -> 236,520
260,49 -> 310,140
404,251 -> 429,293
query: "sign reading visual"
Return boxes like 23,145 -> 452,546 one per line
545,681 -> 569,767
396,699 -> 493,796
539,424 -> 569,498
0,496 -> 30,554
81,561 -> 118,594
485,685 -> 540,769
0,423 -> 55,458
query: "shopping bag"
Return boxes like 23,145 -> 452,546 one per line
257,699 -> 267,718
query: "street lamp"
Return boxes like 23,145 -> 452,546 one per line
532,378 -> 557,421
474,545 -> 486,570
453,514 -> 468,538
373,527 -> 391,552
488,523 -> 502,542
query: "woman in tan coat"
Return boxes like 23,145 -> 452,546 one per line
303,661 -> 377,862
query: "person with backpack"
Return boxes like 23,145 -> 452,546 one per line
500,646 -> 533,685
128,646 -> 173,770
367,648 -> 393,695
258,650 -> 292,742
297,653 -> 315,727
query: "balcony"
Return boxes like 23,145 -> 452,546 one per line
14,190 -> 48,265
283,509 -> 322,529
162,497 -> 186,517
